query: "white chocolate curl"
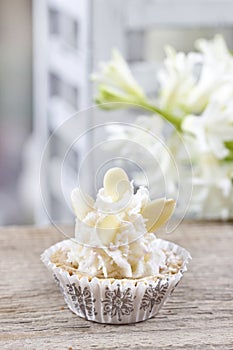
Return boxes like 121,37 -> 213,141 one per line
103,167 -> 131,201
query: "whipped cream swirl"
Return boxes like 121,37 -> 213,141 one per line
67,168 -> 170,278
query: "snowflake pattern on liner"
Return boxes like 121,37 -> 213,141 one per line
102,284 -> 135,321
140,279 -> 169,313
66,283 -> 97,317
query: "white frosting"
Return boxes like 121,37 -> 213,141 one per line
67,184 -> 166,278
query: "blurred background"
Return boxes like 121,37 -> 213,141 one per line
0,0 -> 233,226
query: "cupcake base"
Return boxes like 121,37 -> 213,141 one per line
41,239 -> 191,324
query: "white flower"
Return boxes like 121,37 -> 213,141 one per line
93,36 -> 233,220
196,34 -> 233,67
190,153 -> 233,219
182,96 -> 233,159
187,35 -> 233,112
158,35 -> 233,116
157,46 -> 201,116
92,49 -> 146,109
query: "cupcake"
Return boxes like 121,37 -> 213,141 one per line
41,167 -> 191,324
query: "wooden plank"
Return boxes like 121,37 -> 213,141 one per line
127,0 -> 233,29
0,222 -> 233,349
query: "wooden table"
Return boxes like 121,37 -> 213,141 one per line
0,222 -> 233,349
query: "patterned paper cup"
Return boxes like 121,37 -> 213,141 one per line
41,239 -> 191,324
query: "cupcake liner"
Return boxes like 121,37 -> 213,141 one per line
41,239 -> 191,324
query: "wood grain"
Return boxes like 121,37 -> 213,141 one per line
0,222 -> 233,350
